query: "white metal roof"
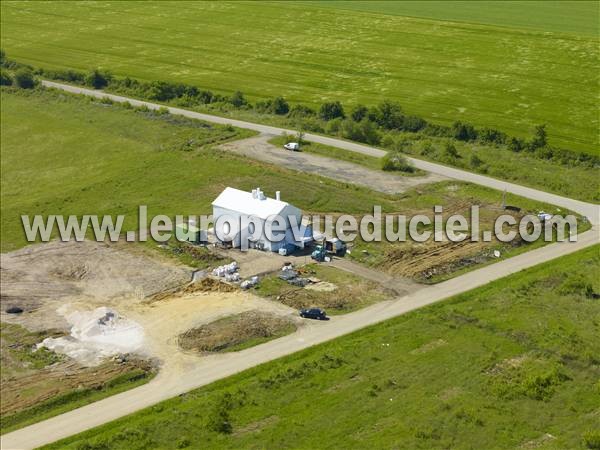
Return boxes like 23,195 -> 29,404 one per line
212,187 -> 296,219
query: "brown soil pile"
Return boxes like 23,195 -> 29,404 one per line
178,311 -> 295,353
148,277 -> 237,303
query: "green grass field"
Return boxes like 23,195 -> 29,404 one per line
1,1 -> 597,155
306,1 -> 599,35
0,87 -> 404,251
43,245 -> 600,450
2,87 -> 570,256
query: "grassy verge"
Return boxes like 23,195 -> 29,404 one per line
43,245 -> 600,449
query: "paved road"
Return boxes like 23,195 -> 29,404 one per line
2,81 -> 598,450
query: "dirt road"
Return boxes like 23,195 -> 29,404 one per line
220,134 -> 445,194
1,81 -> 597,450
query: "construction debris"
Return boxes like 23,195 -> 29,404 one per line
240,276 -> 259,290
212,261 -> 239,277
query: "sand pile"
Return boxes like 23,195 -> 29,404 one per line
40,306 -> 145,366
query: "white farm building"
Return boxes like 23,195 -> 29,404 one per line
212,187 -> 309,252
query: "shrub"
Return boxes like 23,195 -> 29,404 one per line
14,68 -> 35,89
341,119 -> 380,145
325,117 -> 343,134
288,104 -> 315,118
403,115 -> 427,132
470,153 -> 484,168
296,116 -> 324,133
452,121 -> 478,141
382,151 -> 414,173
0,69 -> 12,86
44,69 -> 85,84
529,124 -> 547,150
420,141 -> 436,157
443,141 -> 460,160
319,101 -> 345,120
479,127 -> 507,145
380,134 -> 395,149
523,368 -> 569,400
350,104 -> 368,122
229,90 -> 247,107
207,393 -> 234,434
270,96 -> 289,115
146,81 -> 177,101
86,69 -> 109,89
197,89 -> 214,104
371,100 -> 404,129
257,97 -> 289,115
583,430 -> 600,449
508,136 -> 525,152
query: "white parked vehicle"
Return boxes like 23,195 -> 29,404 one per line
284,142 -> 300,151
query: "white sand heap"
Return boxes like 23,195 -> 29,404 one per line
40,306 -> 145,366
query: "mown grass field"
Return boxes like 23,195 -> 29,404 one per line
1,1 -> 597,155
43,246 -> 600,450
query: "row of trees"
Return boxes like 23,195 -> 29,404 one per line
1,50 -> 595,168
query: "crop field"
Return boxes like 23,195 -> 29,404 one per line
43,246 -> 600,450
1,1 -> 598,155
306,1 -> 599,35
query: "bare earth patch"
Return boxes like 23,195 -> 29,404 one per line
0,240 -> 191,331
219,134 -> 446,195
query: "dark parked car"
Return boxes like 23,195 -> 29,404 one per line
299,308 -> 329,320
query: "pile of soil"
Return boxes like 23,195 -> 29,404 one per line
178,311 -> 295,353
148,277 -> 237,303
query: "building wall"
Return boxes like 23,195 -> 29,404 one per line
212,205 -> 301,251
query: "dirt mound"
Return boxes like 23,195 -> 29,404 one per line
178,311 -> 295,353
148,277 -> 237,303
